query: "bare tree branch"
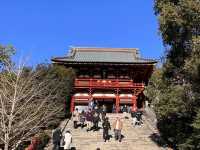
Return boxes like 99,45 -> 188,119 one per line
0,62 -> 63,150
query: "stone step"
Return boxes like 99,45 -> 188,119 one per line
45,113 -> 163,150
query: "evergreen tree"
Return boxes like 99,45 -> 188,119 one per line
35,64 -> 75,120
0,45 -> 15,68
148,0 -> 200,149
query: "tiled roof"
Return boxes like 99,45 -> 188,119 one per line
51,47 -> 157,64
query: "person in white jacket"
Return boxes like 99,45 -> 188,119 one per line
64,130 -> 72,150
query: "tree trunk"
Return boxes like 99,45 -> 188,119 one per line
4,133 -> 9,150
4,143 -> 9,150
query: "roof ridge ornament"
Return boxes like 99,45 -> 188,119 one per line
70,47 -> 139,52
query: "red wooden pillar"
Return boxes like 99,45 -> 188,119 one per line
116,95 -> 120,113
89,78 -> 93,104
115,89 -> 120,113
89,86 -> 92,105
70,96 -> 75,112
131,95 -> 137,112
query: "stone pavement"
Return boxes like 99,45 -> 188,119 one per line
46,113 -> 163,150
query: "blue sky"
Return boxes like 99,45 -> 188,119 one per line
0,0 -> 164,66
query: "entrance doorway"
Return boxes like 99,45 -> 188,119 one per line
95,98 -> 115,113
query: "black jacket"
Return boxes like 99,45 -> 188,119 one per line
52,128 -> 62,143
102,120 -> 111,130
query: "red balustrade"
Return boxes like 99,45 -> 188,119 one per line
74,78 -> 144,88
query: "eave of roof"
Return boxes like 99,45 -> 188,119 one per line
51,58 -> 157,65
51,47 -> 157,65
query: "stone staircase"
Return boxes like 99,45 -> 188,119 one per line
46,113 -> 163,150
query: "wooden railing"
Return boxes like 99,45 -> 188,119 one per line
74,78 -> 144,88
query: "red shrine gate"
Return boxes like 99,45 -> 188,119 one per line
51,47 -> 156,113
71,79 -> 144,112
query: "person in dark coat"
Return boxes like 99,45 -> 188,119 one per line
131,111 -> 137,127
102,117 -> 111,142
86,109 -> 93,131
136,111 -> 143,126
122,105 -> 129,119
72,108 -> 80,129
122,105 -> 128,113
93,112 -> 100,131
93,100 -> 99,110
112,104 -> 116,113
52,128 -> 62,150
100,105 -> 106,122
80,110 -> 86,128
101,110 -> 106,122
